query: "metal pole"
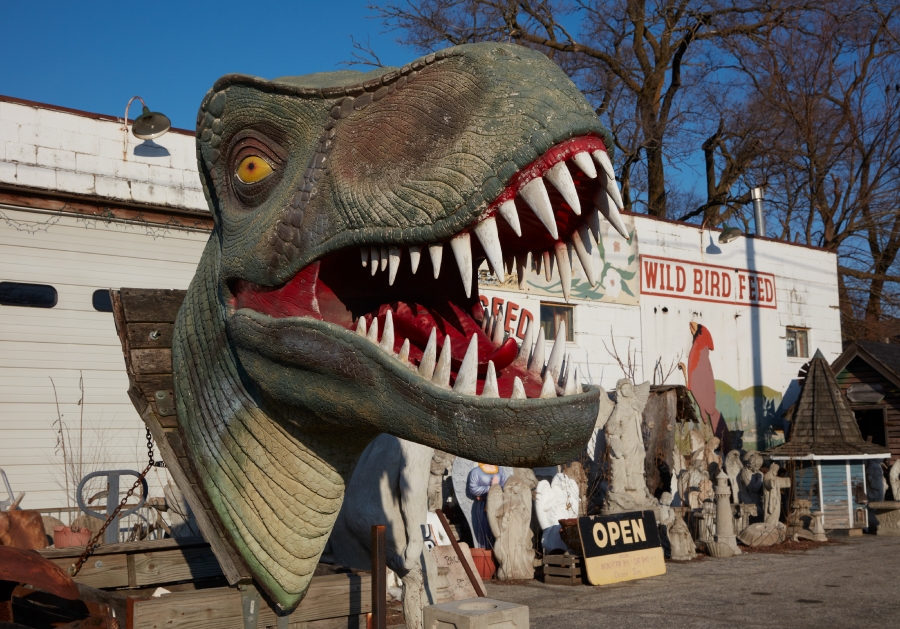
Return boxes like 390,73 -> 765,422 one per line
751,187 -> 766,237
371,524 -> 386,629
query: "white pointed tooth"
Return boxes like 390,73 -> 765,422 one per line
473,217 -> 505,282
370,246 -> 379,276
554,242 -> 572,302
388,246 -> 401,286
545,162 -> 581,215
512,318 -> 534,368
511,377 -> 527,399
515,252 -> 528,290
518,178 -> 559,240
361,248 -> 369,268
594,189 -> 629,239
428,243 -> 443,279
585,205 -> 601,243
545,320 -> 566,381
543,250 -> 553,282
563,365 -> 580,396
380,246 -> 389,272
572,226 -> 595,287
539,372 -> 558,398
504,255 -> 514,277
432,336 -> 452,389
534,251 -> 543,275
593,150 -> 625,211
481,313 -> 490,332
482,361 -> 500,398
528,336 -> 545,374
450,232 -> 473,298
356,317 -> 367,337
491,314 -> 505,345
497,200 -> 521,237
560,352 -> 571,387
379,309 -> 394,352
366,316 -> 379,343
418,328 -> 437,379
453,335 -> 478,395
398,338 -> 411,365
572,152 -> 597,179
409,246 -> 422,274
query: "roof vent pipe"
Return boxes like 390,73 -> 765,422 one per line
751,187 -> 766,237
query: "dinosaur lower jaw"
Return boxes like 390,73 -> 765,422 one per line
230,135 -> 621,400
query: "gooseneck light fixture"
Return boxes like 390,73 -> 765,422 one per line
122,96 -> 171,161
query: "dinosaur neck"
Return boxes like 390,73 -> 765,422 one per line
172,238 -> 360,610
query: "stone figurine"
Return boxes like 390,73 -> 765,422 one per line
563,461 -> 589,517
738,451 -> 764,513
714,471 -> 740,554
763,463 -> 792,526
428,451 -> 455,512
534,473 -> 580,552
889,459 -> 900,502
724,450 -> 743,504
600,379 -> 656,512
330,435 -> 433,629
659,492 -> 696,561
172,42 -> 627,610
450,457 -> 512,548
486,476 -> 535,580
467,463 -> 510,548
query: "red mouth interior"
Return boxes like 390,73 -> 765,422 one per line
231,136 -> 607,398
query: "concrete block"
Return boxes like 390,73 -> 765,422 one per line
36,147 -> 76,170
75,153 -> 117,178
5,142 -> 36,164
423,598 -> 528,629
114,159 -> 150,182
0,120 -> 19,143
15,164 -> 56,189
131,181 -> 167,205
183,187 -> 208,211
19,124 -> 63,150
97,137 -> 126,161
56,170 -> 95,195
0,101 -> 39,126
95,175 -> 132,200
165,185 -> 185,208
149,165 -> 183,188
0,161 -> 17,184
57,128 -> 99,156
127,140 -> 171,167
38,107 -> 81,131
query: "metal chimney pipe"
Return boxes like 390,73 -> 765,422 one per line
751,187 -> 766,237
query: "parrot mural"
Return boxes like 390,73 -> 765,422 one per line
679,322 -> 728,442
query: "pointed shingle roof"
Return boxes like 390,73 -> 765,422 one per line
768,349 -> 891,459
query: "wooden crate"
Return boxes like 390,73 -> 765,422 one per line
542,554 -> 583,586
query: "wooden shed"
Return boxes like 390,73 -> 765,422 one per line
832,340 -> 900,464
768,350 -> 890,530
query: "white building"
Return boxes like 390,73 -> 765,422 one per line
0,95 -> 842,511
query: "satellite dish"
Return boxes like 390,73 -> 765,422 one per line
132,106 -> 171,140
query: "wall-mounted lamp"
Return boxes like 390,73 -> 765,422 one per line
122,96 -> 171,161
718,225 -> 744,244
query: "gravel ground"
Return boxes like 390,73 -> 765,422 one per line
480,533 -> 900,629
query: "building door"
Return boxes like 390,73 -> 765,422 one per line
852,407 -> 888,447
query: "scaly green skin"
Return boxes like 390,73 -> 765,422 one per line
174,43 -> 612,610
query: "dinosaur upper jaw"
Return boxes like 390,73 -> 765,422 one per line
227,135 -> 625,401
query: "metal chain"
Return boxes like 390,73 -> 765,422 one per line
68,428 -> 155,577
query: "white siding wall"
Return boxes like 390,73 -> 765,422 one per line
0,207 -> 207,510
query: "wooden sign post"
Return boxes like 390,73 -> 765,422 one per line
576,511 -> 666,586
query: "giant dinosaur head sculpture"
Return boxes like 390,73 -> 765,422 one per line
174,43 -> 627,610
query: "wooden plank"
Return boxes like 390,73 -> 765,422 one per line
38,536 -> 209,559
130,349 -> 172,375
544,575 -> 581,586
127,323 -> 175,349
544,566 -> 581,577
128,574 -> 371,629
133,374 -> 175,398
132,547 -> 223,586
120,288 -> 187,323
45,553 -> 130,589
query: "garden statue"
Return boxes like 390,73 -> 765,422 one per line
486,476 -> 535,580
714,471 -> 740,554
173,41 -> 629,610
659,492 -> 695,561
563,461 -> 589,516
738,451 -> 765,513
428,450 -> 455,511
890,459 -> 900,501
601,378 -> 656,513
534,473 -> 580,552
763,463 -> 792,526
723,450 -> 743,504
467,463 -> 510,548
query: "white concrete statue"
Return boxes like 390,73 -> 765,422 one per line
890,459 -> 900,502
738,451 -> 764,513
762,463 -> 792,526
724,450 -> 743,504
450,457 -> 512,549
659,492 -> 696,561
330,434 -> 433,629
598,378 -> 657,513
534,473 -> 580,552
486,476 -> 535,580
428,450 -> 455,512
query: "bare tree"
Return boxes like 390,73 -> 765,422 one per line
374,0 -> 808,218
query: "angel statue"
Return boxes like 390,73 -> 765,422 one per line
598,378 -> 657,513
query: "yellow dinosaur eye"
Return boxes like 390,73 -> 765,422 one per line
236,156 -> 273,183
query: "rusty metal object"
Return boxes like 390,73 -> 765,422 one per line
0,509 -> 48,550
0,545 -> 80,623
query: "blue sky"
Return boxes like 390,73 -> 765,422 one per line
1,1 -> 410,130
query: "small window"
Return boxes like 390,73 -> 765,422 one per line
0,281 -> 57,308
786,327 -> 808,358
92,289 -> 113,312
540,303 -> 574,341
